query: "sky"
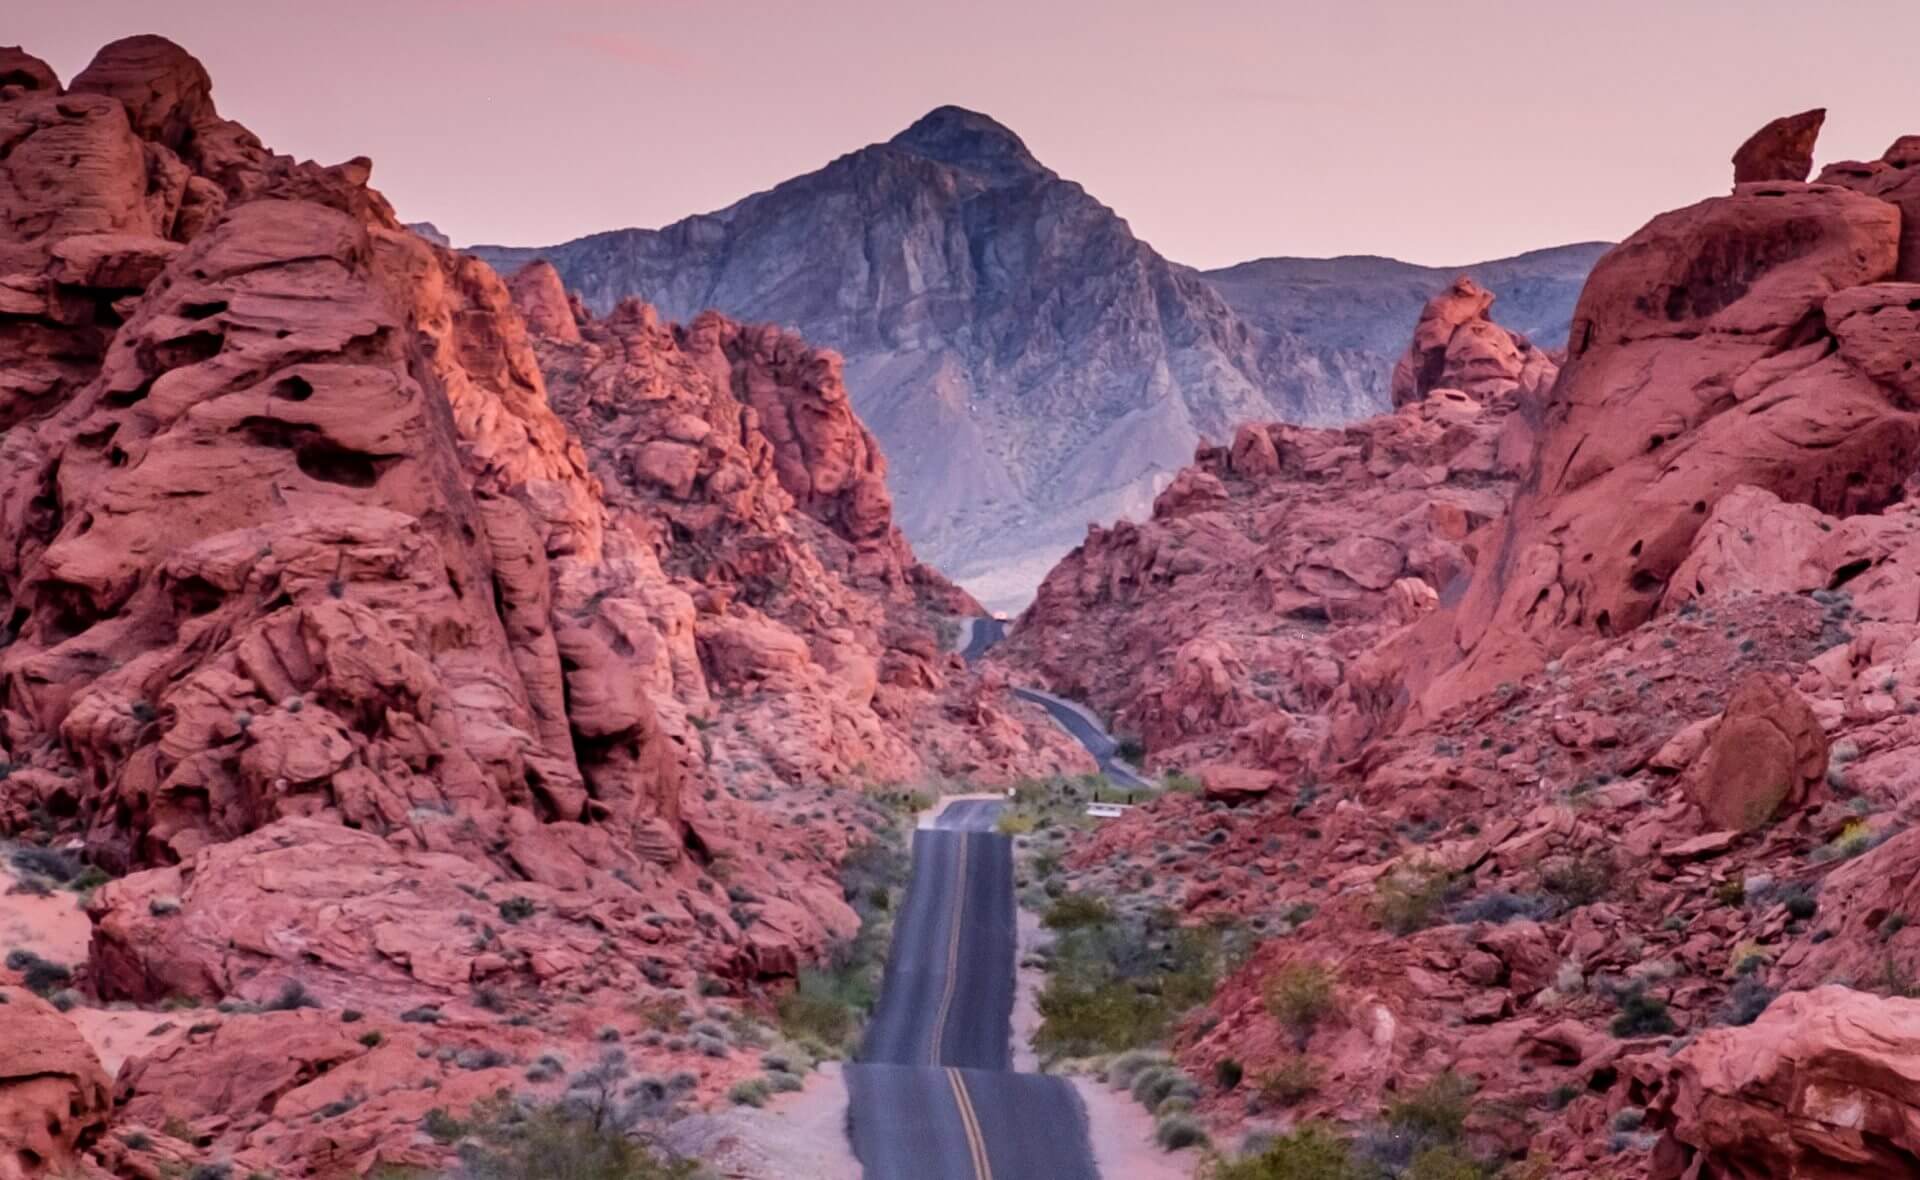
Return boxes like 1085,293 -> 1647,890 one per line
21,1 -> 1920,269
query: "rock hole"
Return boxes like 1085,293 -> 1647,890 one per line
1646,434 -> 1664,451
1829,557 -> 1874,590
296,442 -> 387,489
148,328 -> 224,371
1629,540 -> 1643,557
1595,610 -> 1612,636
171,575 -> 225,617
1630,569 -> 1664,594
1693,500 -> 1708,514
180,300 -> 228,321
273,375 -> 315,402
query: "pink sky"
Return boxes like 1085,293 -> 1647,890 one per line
19,0 -> 1920,268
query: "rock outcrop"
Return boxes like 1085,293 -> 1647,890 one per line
1649,986 -> 1920,1178
1388,276 -> 1557,408
0,987 -> 111,1178
996,280 -> 1552,774
1731,108 -> 1825,184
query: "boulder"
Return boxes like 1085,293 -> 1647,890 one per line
1649,985 -> 1920,1178
1731,108 -> 1825,185
0,987 -> 112,1178
1680,672 -> 1828,831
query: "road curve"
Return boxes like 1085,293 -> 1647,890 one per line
1009,687 -> 1152,791
845,800 -> 1099,1179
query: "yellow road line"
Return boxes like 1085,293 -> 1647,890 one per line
946,1066 -> 994,1180
927,831 -> 969,1065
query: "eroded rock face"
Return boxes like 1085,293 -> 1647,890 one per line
1648,985 -> 1920,1179
1405,177 -> 1920,734
0,987 -> 111,1179
1731,108 -> 1826,184
0,34 -> 1086,1176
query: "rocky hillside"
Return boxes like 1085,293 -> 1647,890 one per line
473,107 -> 1383,612
997,113 -> 1920,1178
0,36 -> 1083,1176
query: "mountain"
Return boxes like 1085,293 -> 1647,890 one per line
473,107 -> 1383,612
1199,240 -> 1611,379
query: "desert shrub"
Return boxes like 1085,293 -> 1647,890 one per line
1780,886 -> 1818,922
400,1005 -> 443,1023
996,811 -> 1037,835
1374,862 -> 1454,935
1043,892 -> 1113,931
1812,819 -> 1881,863
1263,962 -> 1337,1034
1405,1144 -> 1486,1180
1155,1112 -> 1209,1150
1453,891 -> 1556,925
1211,1122 -> 1359,1180
1610,985 -> 1677,1037
1107,1050 -> 1169,1089
777,969 -> 864,1055
4,949 -> 71,995
263,980 -> 318,1011
120,1130 -> 155,1151
498,897 -> 536,924
1386,1071 -> 1475,1143
423,1107 -> 468,1144
1036,906 -> 1242,1058
1717,977 -> 1777,1027
9,845 -> 80,882
1542,851 -> 1613,907
727,1078 -> 771,1107
451,1097 -> 696,1179
1258,1055 -> 1322,1104
359,1030 -> 385,1048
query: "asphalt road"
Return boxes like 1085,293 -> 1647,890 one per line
846,800 -> 1100,1179
958,617 -> 1009,664
1008,686 -> 1152,791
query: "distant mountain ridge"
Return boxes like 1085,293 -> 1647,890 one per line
472,108 -> 1604,611
1202,241 -> 1612,371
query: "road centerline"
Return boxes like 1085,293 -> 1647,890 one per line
946,1067 -> 995,1180
928,830 -> 969,1065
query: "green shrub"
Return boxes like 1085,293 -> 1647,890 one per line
1406,1144 -> 1486,1180
1611,985 -> 1677,1037
422,1106 -> 466,1144
452,1098 -> 696,1179
1264,962 -> 1337,1033
1212,1122 -> 1360,1180
1373,862 -> 1454,935
1043,893 -> 1113,931
3,949 -> 70,996
1386,1071 -> 1475,1142
728,1078 -> 771,1108
1154,1112 -> 1209,1150
1258,1055 -> 1322,1104
498,896 -> 536,924
1036,977 -> 1169,1057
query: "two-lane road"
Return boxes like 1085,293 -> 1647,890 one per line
845,801 -> 1099,1179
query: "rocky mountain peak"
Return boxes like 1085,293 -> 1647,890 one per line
886,103 -> 1045,183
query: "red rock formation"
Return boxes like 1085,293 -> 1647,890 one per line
1648,986 -> 1920,1178
1731,108 -> 1826,184
0,987 -> 111,1178
0,35 -> 1084,1177
997,284 -> 1551,773
1388,276 -> 1556,408
514,279 -> 1084,788
1000,114 -> 1920,1179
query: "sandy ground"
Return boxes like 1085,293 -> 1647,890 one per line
0,847 -> 193,1076
662,1061 -> 859,1180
